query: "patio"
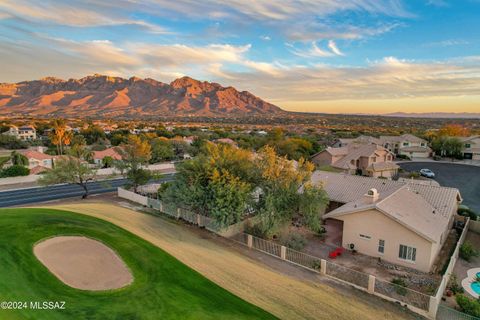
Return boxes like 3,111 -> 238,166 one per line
275,219 -> 441,295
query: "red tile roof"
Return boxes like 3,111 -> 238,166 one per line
22,150 -> 54,160
93,147 -> 122,160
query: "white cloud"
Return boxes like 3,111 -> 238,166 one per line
260,35 -> 271,41
328,40 -> 344,56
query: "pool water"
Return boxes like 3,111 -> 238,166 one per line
472,272 -> 480,294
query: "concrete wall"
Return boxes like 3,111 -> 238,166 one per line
0,174 -> 40,185
117,187 -> 148,206
469,219 -> 480,233
335,209 -> 434,272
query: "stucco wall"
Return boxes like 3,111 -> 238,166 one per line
335,209 -> 434,272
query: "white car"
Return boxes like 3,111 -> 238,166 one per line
419,168 -> 435,178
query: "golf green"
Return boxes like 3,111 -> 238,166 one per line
0,208 -> 276,320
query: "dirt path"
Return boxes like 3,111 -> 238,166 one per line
42,201 -> 420,320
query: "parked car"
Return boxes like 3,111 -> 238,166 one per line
419,168 -> 435,178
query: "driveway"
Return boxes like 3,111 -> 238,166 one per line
398,162 -> 480,213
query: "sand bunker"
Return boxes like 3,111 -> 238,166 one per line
34,236 -> 133,291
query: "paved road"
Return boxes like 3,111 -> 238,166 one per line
0,173 -> 175,208
398,162 -> 480,213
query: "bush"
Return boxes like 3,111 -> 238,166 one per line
456,294 -> 480,317
395,154 -> 411,160
282,233 -> 307,251
459,242 -> 479,262
244,222 -> 269,239
391,277 -> 408,296
0,165 -> 30,178
0,135 -> 28,149
433,155 -> 442,161
458,207 -> 479,221
448,275 -> 464,295
408,171 -> 420,179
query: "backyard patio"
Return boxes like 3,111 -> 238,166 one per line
271,219 -> 444,295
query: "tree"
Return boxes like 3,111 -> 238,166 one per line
39,156 -> 96,198
81,124 -> 106,145
115,135 -> 152,192
0,135 -> 28,149
438,124 -> 471,137
160,143 -> 328,233
68,135 -> 93,162
207,168 -> 252,227
50,119 -> 73,155
444,137 -> 463,159
10,151 -> 28,166
150,138 -> 174,163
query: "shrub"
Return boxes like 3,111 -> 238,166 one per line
408,171 -> 420,179
244,223 -> 269,239
391,277 -> 408,296
282,233 -> 307,251
395,154 -> 411,160
459,242 -> 479,262
0,165 -> 30,178
433,155 -> 442,161
311,260 -> 321,270
456,294 -> 480,317
448,275 -> 464,295
458,207 -> 479,221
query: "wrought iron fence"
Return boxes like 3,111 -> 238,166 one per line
437,304 -> 479,320
285,248 -> 321,272
325,260 -> 369,289
374,278 -> 430,311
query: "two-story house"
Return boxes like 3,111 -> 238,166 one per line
6,125 -> 37,141
311,143 -> 399,178
460,136 -> 480,160
379,134 -> 431,158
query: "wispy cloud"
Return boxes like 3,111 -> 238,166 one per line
425,39 -> 469,47
328,40 -> 344,56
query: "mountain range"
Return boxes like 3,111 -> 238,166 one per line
383,112 -> 480,119
0,75 -> 283,118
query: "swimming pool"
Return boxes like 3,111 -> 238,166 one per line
472,272 -> 480,295
462,268 -> 480,299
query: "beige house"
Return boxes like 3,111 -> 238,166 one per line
311,171 -> 462,272
21,149 -> 56,172
311,144 -> 398,178
460,136 -> 480,160
380,134 -> 431,158
5,125 -> 36,141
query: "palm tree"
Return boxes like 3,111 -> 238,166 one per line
50,119 -> 73,155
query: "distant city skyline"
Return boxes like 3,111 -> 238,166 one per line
0,0 -> 479,114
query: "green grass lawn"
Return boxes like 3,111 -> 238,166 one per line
0,208 -> 276,320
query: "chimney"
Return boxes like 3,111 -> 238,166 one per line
364,188 -> 379,204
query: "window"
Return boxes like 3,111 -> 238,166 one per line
378,239 -> 385,254
465,143 -> 471,148
403,142 -> 409,146
398,245 -> 416,262
421,143 -> 425,147
359,234 -> 371,240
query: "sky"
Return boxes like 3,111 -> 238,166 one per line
0,0 -> 479,114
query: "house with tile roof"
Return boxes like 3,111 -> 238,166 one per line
21,149 -> 56,170
379,134 -> 431,158
459,135 -> 480,160
332,134 -> 432,159
92,147 -> 123,166
311,171 -> 462,272
311,144 -> 398,178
